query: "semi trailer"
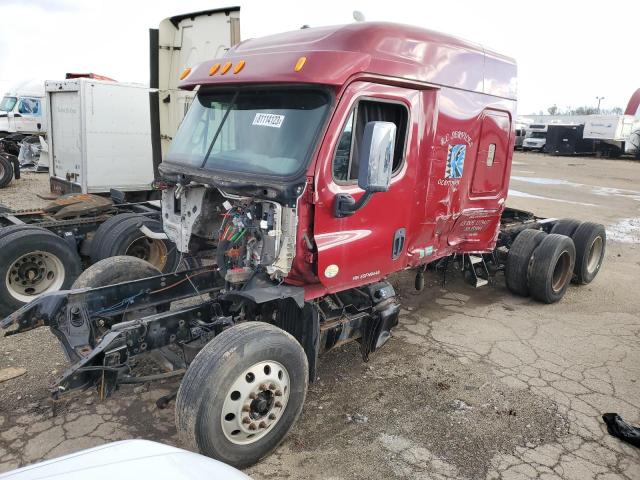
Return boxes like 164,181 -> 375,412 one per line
582,114 -> 639,158
546,123 -> 595,156
2,22 -> 607,468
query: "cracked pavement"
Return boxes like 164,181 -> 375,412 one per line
1,153 -> 640,479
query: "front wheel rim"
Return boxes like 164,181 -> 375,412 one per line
221,360 -> 290,445
6,251 -> 65,302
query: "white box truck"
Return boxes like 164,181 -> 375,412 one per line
46,79 -> 155,195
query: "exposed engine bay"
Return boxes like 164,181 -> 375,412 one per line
162,185 -> 298,282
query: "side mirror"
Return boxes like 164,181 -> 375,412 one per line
358,121 -> 395,192
334,121 -> 396,218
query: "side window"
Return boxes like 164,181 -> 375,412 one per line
333,110 -> 354,181
332,100 -> 407,182
18,98 -> 41,115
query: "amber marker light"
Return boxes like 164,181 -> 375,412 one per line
294,56 -> 307,72
209,63 -> 221,76
179,67 -> 191,80
233,60 -> 246,74
220,62 -> 233,75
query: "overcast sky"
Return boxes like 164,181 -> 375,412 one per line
0,0 -> 637,115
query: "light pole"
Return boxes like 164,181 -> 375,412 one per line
596,96 -> 604,113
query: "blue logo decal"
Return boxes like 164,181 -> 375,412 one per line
446,144 -> 466,179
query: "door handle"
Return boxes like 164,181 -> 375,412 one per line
392,228 -> 406,260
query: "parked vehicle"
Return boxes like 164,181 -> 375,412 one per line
2,22 -> 606,469
0,439 -> 251,480
522,124 -> 547,151
546,124 -> 595,156
0,80 -> 45,187
0,79 -> 45,139
514,127 -> 526,149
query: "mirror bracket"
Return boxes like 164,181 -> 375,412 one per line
334,191 -> 374,218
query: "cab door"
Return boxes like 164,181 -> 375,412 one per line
313,82 -> 418,291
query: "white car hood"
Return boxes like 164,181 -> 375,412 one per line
0,440 -> 252,480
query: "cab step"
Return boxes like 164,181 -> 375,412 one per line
463,253 -> 490,288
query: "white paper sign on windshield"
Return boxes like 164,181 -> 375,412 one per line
252,113 -> 285,128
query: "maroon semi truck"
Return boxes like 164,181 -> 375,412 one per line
2,23 -> 606,467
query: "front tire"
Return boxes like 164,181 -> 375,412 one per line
176,322 -> 308,469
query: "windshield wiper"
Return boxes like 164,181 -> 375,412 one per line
200,91 -> 239,169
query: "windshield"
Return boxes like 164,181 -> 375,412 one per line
166,88 -> 330,177
529,132 -> 546,139
0,96 -> 17,112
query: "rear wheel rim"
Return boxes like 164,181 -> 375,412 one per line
551,251 -> 571,292
586,236 -> 603,273
221,360 -> 290,445
6,251 -> 65,302
126,237 -> 168,270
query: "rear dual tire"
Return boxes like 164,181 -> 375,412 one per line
551,219 -> 606,284
505,229 -> 547,297
0,228 -> 81,316
572,222 -> 606,284
505,221 -> 606,303
90,214 -> 180,273
528,234 -> 576,304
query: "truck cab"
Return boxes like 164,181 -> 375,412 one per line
0,80 -> 44,138
160,22 -> 517,295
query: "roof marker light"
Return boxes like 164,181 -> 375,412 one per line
220,62 -> 233,75
294,56 -> 307,72
209,63 -> 221,76
233,60 -> 246,74
179,67 -> 191,80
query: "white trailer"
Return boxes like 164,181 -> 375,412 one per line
46,79 -> 155,195
582,114 -> 639,157
150,7 -> 241,164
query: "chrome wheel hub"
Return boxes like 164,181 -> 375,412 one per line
6,251 -> 65,302
221,360 -> 290,445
